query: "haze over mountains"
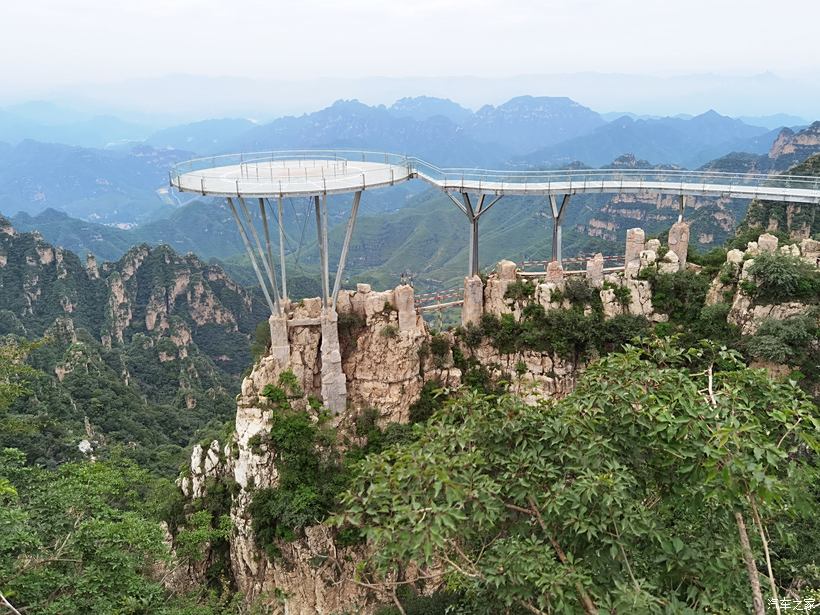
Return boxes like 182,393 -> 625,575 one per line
0,95 -> 808,224
1,93 -> 818,293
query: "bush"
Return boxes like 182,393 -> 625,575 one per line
504,280 -> 534,301
563,277 -> 600,308
380,324 -> 398,339
429,334 -> 450,368
745,315 -> 817,365
408,380 -> 445,424
643,269 -> 710,323
250,320 -> 270,363
746,252 -> 820,304
688,247 -> 727,275
604,281 -> 631,308
457,323 -> 484,349
248,408 -> 345,557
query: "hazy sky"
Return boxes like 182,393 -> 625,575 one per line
3,0 -> 819,89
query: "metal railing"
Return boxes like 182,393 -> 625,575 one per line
170,150 -> 820,201
410,157 -> 820,192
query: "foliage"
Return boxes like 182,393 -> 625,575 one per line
641,267 -> 711,323
479,305 -> 648,361
503,280 -> 535,302
429,334 -> 451,368
338,340 -> 820,613
0,448 -> 216,615
250,320 -> 271,363
562,277 -> 601,308
408,380 -> 447,424
745,314 -> 818,367
603,280 -> 631,308
380,324 -> 398,339
744,251 -> 820,304
688,247 -> 729,276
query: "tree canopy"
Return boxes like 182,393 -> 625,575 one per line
339,339 -> 820,614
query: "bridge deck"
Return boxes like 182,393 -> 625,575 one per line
414,174 -> 820,204
171,150 -> 820,204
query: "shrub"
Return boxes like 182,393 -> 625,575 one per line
745,315 -> 817,365
644,269 -> 710,323
504,280 -> 534,301
429,334 -> 450,368
248,408 -> 345,557
380,324 -> 398,339
600,315 -> 651,352
408,380 -> 445,424
458,323 -> 484,349
278,369 -> 303,398
563,277 -> 600,308
688,247 -> 727,275
746,252 -> 820,304
250,320 -> 271,362
261,384 -> 288,405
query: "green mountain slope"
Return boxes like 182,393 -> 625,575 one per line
0,218 -> 268,473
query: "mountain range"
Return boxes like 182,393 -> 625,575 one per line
7,120 -> 820,295
0,95 -> 803,227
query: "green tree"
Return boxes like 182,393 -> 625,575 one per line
338,340 -> 819,614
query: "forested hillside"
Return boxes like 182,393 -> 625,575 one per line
0,218 -> 268,474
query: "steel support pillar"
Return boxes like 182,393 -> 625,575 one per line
226,197 -> 277,315
678,194 -> 687,223
237,197 -> 281,313
445,192 -> 503,277
276,196 -> 287,300
331,190 -> 362,309
258,198 -> 279,301
549,194 -> 571,266
314,195 -> 330,308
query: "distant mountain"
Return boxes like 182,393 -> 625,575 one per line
231,99 -> 503,167
0,105 -> 148,148
699,121 -> 820,173
388,96 -> 473,125
520,110 -> 773,168
465,96 -> 606,155
736,113 -> 807,130
146,118 -> 258,155
0,140 -> 192,223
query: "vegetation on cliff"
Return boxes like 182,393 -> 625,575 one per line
340,339 -> 820,613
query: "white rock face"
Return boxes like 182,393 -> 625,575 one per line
462,275 -> 484,326
625,228 -> 646,268
800,238 -> 819,263
727,249 -> 744,265
586,253 -> 604,287
658,250 -> 679,274
757,233 -> 779,253
667,221 -> 690,269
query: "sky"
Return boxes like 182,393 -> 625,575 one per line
2,0 -> 819,118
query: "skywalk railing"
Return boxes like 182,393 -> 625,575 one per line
409,157 -> 820,192
170,150 -> 820,202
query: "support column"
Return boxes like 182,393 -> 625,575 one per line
549,194 -> 571,266
314,195 -> 330,307
678,194 -> 687,223
445,192 -> 502,278
237,197 -> 281,314
331,191 -> 362,309
277,197 -> 287,301
227,197 -> 290,364
268,313 -> 290,366
226,197 -> 277,315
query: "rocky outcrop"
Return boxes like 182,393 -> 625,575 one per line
706,232 -> 820,335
